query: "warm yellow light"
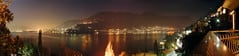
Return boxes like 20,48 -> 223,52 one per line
119,51 -> 126,56
223,45 -> 227,51
230,10 -> 235,15
115,31 -> 120,35
95,32 -> 99,34
105,42 -> 115,56
160,42 -> 165,45
222,8 -> 226,14
230,10 -> 236,30
82,22 -> 88,24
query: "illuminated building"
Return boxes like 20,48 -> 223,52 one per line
65,24 -> 94,34
181,6 -> 238,56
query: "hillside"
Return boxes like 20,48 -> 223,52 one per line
57,12 -> 194,30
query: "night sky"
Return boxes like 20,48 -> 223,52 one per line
7,0 -> 223,31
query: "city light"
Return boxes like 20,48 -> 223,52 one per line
185,30 -> 192,35
176,38 -> 182,48
160,42 -> 165,45
216,19 -> 220,23
105,42 -> 115,56
223,45 -> 227,51
1,0 -> 239,56
215,36 -> 221,48
222,8 -> 226,14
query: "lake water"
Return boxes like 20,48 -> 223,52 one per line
13,32 -> 167,56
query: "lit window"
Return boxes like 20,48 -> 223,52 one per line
185,30 -> 192,35
222,8 -> 226,14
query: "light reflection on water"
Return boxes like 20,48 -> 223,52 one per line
17,32 -> 165,56
105,41 -> 114,56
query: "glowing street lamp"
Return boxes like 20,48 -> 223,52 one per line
230,10 -> 236,30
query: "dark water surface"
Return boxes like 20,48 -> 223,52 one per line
12,32 -> 166,56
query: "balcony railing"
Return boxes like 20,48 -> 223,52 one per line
193,30 -> 239,56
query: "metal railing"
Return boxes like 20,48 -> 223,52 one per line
193,30 -> 239,56
213,30 -> 239,54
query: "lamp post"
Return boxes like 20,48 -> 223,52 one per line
230,10 -> 236,30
